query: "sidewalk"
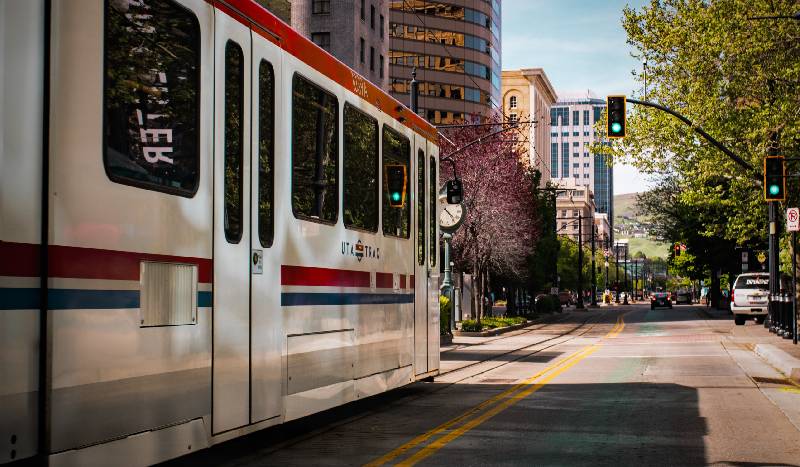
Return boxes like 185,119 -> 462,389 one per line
700,305 -> 800,380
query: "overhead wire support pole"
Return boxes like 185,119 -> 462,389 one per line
625,98 -> 754,173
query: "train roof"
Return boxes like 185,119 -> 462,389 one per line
217,0 -> 439,143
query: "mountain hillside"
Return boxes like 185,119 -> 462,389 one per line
613,192 -> 668,258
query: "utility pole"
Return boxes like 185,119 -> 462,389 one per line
577,213 -> 585,309
409,68 -> 418,113
590,225 -> 597,307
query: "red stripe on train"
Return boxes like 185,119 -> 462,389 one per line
281,265 -> 371,288
0,242 -> 212,282
375,272 -> 393,289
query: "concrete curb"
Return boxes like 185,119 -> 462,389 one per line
754,344 -> 800,383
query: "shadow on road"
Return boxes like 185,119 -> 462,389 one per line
162,380 -> 711,467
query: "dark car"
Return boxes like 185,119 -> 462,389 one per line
651,291 -> 672,310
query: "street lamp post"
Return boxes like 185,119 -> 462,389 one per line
590,225 -> 597,307
623,245 -> 629,305
615,241 -> 620,304
577,213 -> 585,309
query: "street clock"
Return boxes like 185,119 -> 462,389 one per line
439,202 -> 465,233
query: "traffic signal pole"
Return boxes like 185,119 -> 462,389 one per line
591,226 -> 598,307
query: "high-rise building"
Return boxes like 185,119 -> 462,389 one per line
549,92 -> 614,228
291,0 -> 389,88
501,68 -> 557,186
256,0 -> 291,23
387,0 -> 501,125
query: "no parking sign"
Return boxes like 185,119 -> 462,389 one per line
787,208 -> 800,232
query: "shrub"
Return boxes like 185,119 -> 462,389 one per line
460,319 -> 482,332
440,295 -> 452,336
458,316 -> 527,332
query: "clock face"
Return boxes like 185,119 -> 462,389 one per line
440,203 -> 464,230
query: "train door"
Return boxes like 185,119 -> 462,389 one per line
212,12 -> 252,434
413,143 -> 429,376
249,31 -> 282,423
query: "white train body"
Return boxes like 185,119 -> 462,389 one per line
0,0 -> 440,464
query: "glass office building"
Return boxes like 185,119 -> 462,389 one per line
388,0 -> 501,124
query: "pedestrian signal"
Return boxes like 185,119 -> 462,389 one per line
607,96 -> 626,138
385,165 -> 407,208
764,156 -> 785,202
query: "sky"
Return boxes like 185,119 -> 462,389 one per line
501,0 -> 651,195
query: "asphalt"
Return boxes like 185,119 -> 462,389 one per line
163,304 -> 800,467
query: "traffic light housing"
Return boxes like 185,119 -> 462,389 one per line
674,244 -> 681,257
385,164 -> 407,208
446,178 -> 463,204
764,156 -> 785,202
607,95 -> 626,138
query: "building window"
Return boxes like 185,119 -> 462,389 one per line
562,142 -> 569,177
584,110 -> 590,126
584,174 -> 590,178
343,104 -> 379,232
382,125 -> 410,238
573,142 -> 579,147
370,46 -> 375,71
224,40 -> 244,244
551,143 -> 558,178
312,0 -> 330,14
258,60 -> 275,248
291,74 -> 338,223
509,113 -> 518,124
551,132 -> 558,137
584,152 -> 589,157
371,4 -> 375,28
311,32 -> 331,50
572,131 -> 579,136
573,152 -> 579,158
380,14 -> 385,38
584,131 -> 590,136
360,38 -> 365,63
573,163 -> 579,168
562,132 -> 568,136
509,95 -> 517,109
379,55 -> 384,78
573,110 -> 579,125
103,0 -> 200,197
361,0 -> 365,21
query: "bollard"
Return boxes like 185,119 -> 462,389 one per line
768,294 -> 775,332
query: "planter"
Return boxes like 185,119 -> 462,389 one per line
453,320 -> 533,337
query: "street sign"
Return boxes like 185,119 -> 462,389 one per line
787,207 -> 800,232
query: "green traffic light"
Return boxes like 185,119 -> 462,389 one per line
391,192 -> 401,202
611,122 -> 622,133
769,185 -> 780,196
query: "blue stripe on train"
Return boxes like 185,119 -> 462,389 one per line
0,289 -> 213,310
281,292 -> 414,306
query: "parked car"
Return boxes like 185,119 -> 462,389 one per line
731,273 -> 769,325
558,291 -> 574,306
651,290 -> 672,310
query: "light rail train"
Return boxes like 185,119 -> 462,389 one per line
0,0 -> 440,464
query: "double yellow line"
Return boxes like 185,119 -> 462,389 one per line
366,313 -> 627,467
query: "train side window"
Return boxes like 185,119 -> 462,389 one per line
429,156 -> 437,267
343,104 -> 379,232
223,40 -> 244,244
258,60 -> 275,248
292,74 -> 339,223
417,149 -> 425,265
103,0 -> 200,197
382,126 -> 410,238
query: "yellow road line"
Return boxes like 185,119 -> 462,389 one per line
365,312 -> 625,467
398,345 -> 601,466
363,345 -> 594,467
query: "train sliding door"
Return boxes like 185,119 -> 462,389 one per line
249,30 -> 282,424
212,12 -> 252,434
413,144 -> 429,376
